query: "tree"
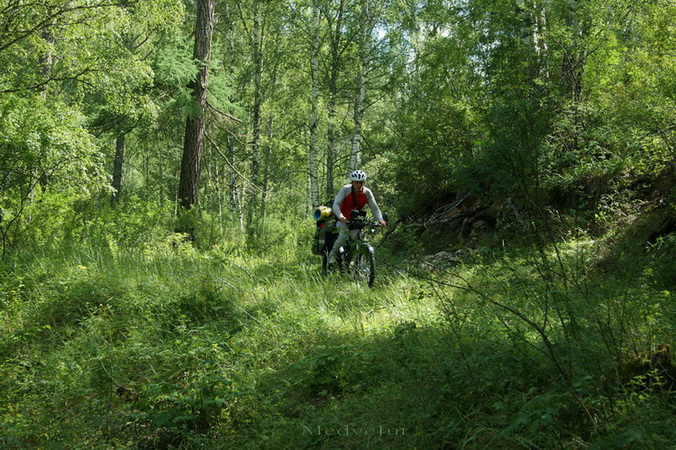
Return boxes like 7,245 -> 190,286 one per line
349,0 -> 376,172
214,0 -> 246,227
322,0 -> 353,198
0,0 -> 183,253
111,135 -> 125,206
178,0 -> 216,210
245,0 -> 264,231
309,0 -> 322,207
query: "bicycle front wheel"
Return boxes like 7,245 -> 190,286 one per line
352,244 -> 375,287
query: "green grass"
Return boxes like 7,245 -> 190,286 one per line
1,223 -> 674,448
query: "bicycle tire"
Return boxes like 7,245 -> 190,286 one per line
352,243 -> 375,287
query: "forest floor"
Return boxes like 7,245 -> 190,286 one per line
1,207 -> 675,448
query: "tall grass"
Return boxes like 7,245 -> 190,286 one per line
1,214 -> 674,448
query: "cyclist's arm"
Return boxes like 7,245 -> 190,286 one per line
365,188 -> 384,222
332,186 -> 349,220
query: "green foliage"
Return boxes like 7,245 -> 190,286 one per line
0,96 -> 104,189
153,34 -> 200,114
2,205 -> 674,448
388,96 -> 480,215
1,0 -> 675,447
646,234 -> 676,291
379,0 -> 675,233
0,95 -> 109,254
133,370 -> 238,447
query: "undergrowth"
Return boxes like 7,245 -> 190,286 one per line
1,214 -> 674,448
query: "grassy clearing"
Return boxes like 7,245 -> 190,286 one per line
1,224 -> 674,448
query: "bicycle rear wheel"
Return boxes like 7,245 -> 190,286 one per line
352,244 -> 375,287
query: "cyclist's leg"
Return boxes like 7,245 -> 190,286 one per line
328,222 -> 348,264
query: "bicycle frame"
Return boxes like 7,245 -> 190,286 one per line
329,216 -> 379,287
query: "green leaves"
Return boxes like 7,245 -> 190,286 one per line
0,95 -> 104,191
154,35 -> 198,88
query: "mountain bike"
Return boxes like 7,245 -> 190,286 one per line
323,212 -> 382,287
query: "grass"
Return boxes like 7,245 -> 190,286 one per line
1,220 -> 674,448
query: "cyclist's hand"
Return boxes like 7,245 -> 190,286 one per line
379,220 -> 387,227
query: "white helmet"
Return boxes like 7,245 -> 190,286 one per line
349,170 -> 367,182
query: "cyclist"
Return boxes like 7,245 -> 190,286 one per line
327,170 -> 386,267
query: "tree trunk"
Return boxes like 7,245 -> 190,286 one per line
260,116 -> 273,219
561,0 -> 585,102
246,0 -> 263,232
309,0 -> 320,207
228,140 -> 244,228
29,24 -> 55,221
212,161 -> 223,232
559,0 -> 587,156
177,0 -> 215,210
326,93 -> 337,199
111,134 -> 125,206
222,2 -> 243,228
350,75 -> 365,172
530,0 -> 549,80
325,0 -> 345,199
350,0 -> 372,172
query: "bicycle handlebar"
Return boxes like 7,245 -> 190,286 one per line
346,216 -> 382,230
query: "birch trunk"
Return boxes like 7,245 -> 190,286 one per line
229,141 -> 243,228
30,24 -> 55,221
223,2 -> 243,228
247,0 -> 263,231
350,0 -> 372,172
325,0 -> 345,198
309,0 -> 320,207
260,116 -> 273,219
530,0 -> 549,79
111,134 -> 125,206
326,93 -> 337,199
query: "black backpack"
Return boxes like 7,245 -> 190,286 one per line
312,220 -> 337,255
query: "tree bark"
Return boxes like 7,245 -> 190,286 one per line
325,0 -> 345,199
29,22 -> 55,221
350,0 -> 372,172
229,140 -> 243,228
309,0 -> 320,207
177,0 -> 215,210
561,0 -> 585,102
111,134 -> 125,206
222,1 -> 243,228
530,0 -> 549,80
246,0 -> 263,232
326,93 -> 337,199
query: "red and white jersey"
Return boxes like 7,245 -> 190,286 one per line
331,184 -> 384,222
